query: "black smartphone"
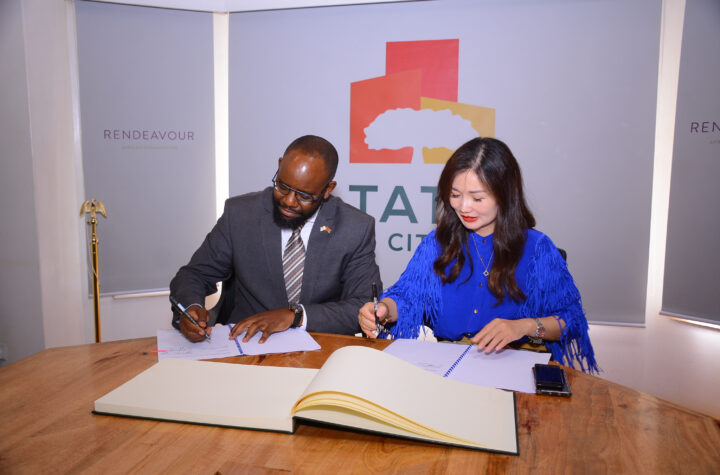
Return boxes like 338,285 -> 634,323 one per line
533,363 -> 571,396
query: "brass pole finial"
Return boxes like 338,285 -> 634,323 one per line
80,199 -> 107,343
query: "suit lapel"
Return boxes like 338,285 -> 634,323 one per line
260,189 -> 286,302
302,197 -> 337,302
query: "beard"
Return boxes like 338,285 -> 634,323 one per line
272,195 -> 322,230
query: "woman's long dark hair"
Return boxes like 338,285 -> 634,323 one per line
433,137 -> 535,304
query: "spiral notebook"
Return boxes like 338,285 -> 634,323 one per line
383,339 -> 551,393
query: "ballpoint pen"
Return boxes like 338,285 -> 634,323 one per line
169,295 -> 211,341
372,283 -> 384,335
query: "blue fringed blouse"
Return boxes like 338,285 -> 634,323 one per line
382,229 -> 598,374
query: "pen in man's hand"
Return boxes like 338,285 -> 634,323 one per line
169,295 -> 211,341
372,283 -> 384,335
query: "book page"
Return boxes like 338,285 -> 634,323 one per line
448,345 -> 551,393
94,358 -> 318,432
292,346 -> 517,453
384,339 -> 551,393
383,339 -> 469,376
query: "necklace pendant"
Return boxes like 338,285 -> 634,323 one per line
483,270 -> 489,277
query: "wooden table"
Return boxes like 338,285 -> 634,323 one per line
1,334 -> 718,474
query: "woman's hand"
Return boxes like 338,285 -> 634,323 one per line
358,301 -> 391,339
471,318 -> 534,353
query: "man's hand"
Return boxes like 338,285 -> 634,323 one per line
228,308 -> 295,343
178,306 -> 212,343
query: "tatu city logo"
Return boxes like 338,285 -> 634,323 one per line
350,39 -> 495,164
348,40 -> 496,254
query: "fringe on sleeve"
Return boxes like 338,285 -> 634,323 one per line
521,234 -> 599,374
381,232 -> 442,339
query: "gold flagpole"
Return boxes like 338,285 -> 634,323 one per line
80,199 -> 107,343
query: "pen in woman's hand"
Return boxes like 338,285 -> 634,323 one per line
372,283 -> 384,335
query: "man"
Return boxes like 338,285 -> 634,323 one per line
170,135 -> 382,343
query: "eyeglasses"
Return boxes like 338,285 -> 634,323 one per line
272,171 -> 328,205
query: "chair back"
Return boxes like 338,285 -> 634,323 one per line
558,248 -> 567,261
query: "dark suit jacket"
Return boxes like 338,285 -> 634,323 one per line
170,187 -> 382,335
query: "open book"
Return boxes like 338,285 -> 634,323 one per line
93,346 -> 518,454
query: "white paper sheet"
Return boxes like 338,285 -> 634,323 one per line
231,326 -> 321,356
384,339 -> 551,393
156,325 -> 320,360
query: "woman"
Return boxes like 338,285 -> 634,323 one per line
358,137 -> 598,373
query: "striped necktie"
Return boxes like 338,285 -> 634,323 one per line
283,225 -> 305,305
